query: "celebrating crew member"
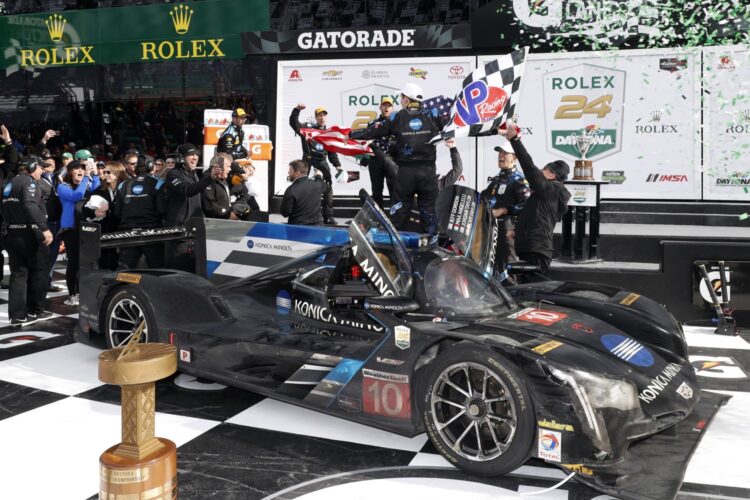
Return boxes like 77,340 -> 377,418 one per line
289,104 -> 342,225
0,125 -> 19,290
281,160 -> 324,226
499,124 -> 570,276
365,97 -> 397,209
1,156 -> 54,326
201,153 -> 236,219
482,141 -> 530,282
83,161 -> 128,270
37,149 -> 64,291
216,108 -> 249,160
350,83 -> 450,234
114,155 -> 165,269
164,143 -> 212,271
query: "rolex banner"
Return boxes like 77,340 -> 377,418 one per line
703,45 -> 750,201
1,0 -> 268,73
275,57 -> 476,197
477,49 -> 702,199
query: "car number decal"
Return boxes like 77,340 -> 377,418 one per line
362,369 -> 411,419
510,307 -> 568,326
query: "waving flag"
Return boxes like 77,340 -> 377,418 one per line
430,47 -> 528,143
423,95 -> 454,119
300,126 -> 372,157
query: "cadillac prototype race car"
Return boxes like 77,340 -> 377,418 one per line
76,192 -> 704,499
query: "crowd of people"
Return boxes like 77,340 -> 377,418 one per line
283,82 -> 572,281
0,112 -> 260,326
0,86 -> 573,326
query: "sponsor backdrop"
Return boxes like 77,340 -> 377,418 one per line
478,49 -> 702,200
275,57 -> 476,197
703,45 -> 750,201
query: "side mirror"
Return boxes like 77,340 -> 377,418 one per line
364,296 -> 419,313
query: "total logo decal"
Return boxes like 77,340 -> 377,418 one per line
537,429 -> 561,462
293,298 -> 384,332
600,334 -> 654,367
510,307 -> 568,326
638,362 -> 683,403
690,356 -> 748,379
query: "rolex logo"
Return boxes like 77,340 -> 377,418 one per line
45,14 -> 66,42
649,110 -> 662,122
170,5 -> 194,34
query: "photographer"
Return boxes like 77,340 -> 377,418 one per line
201,153 -> 236,219
57,158 -> 100,306
227,162 -> 260,220
1,156 -> 54,326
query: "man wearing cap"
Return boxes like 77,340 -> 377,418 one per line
1,156 -> 54,326
482,141 -> 530,282
216,108 -> 249,160
499,124 -> 571,276
350,82 -> 450,233
165,143 -> 212,271
364,97 -> 397,210
289,104 -> 342,225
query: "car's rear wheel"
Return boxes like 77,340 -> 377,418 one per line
422,344 -> 534,476
104,287 -> 157,348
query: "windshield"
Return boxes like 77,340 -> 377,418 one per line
423,257 -> 510,316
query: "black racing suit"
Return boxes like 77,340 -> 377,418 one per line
365,115 -> 396,209
216,123 -> 248,159
114,175 -> 164,269
1,174 -> 49,320
482,166 -> 530,281
0,141 -> 19,285
289,107 -> 341,221
165,164 -> 211,271
511,137 -> 571,276
351,104 -> 448,233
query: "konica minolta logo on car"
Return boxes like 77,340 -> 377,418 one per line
600,334 -> 654,367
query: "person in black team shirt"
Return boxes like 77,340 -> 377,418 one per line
498,124 -> 571,276
350,83 -> 449,234
216,108 -> 249,160
1,156 -> 54,326
114,155 -> 165,269
364,96 -> 397,210
281,160 -> 324,226
289,104 -> 342,225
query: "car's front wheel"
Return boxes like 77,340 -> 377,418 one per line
422,344 -> 535,476
104,287 -> 157,348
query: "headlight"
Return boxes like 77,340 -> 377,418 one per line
549,366 -> 640,457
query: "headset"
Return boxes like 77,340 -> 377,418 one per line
19,155 -> 42,174
135,155 -> 155,175
175,144 -> 200,167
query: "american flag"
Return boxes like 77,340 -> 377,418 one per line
431,48 -> 528,143
423,95 -> 454,119
300,126 -> 372,157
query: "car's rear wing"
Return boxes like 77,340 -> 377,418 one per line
79,217 -> 208,282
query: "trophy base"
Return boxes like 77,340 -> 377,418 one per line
573,160 -> 594,180
100,438 -> 177,500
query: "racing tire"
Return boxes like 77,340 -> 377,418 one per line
421,344 -> 535,477
104,287 -> 158,348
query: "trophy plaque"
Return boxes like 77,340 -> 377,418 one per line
98,321 -> 178,499
572,132 -> 595,180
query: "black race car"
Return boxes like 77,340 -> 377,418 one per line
76,193 -> 701,498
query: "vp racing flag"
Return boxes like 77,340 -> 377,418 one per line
430,47 -> 528,143
299,126 -> 373,157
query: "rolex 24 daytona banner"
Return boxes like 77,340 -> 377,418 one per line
243,24 -> 470,54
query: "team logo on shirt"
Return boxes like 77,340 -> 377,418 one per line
2,184 -> 12,197
132,184 -> 144,195
409,118 -> 423,130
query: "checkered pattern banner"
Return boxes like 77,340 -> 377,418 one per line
431,47 -> 528,143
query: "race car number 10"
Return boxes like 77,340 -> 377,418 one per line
363,369 -> 411,419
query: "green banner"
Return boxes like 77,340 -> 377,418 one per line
1,0 -> 269,71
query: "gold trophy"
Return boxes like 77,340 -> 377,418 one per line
98,321 -> 178,499
571,125 -> 599,180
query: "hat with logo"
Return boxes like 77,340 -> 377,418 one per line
40,148 -> 53,160
74,149 -> 93,160
494,141 -> 515,154
381,97 -> 394,106
62,152 -> 73,160
177,143 -> 200,157
401,82 -> 424,101
232,108 -> 247,118
544,160 -> 570,181
314,107 -> 328,116
229,162 -> 246,176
